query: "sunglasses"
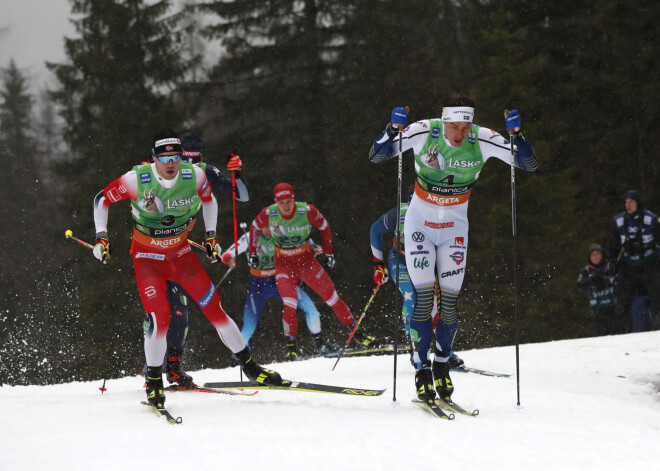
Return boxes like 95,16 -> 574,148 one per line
155,154 -> 182,164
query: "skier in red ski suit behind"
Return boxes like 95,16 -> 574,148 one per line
249,183 -> 376,359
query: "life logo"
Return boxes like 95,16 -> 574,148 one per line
450,251 -> 464,265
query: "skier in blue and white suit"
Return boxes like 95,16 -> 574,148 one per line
368,93 -> 538,402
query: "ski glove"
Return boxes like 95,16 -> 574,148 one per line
249,253 -> 260,269
204,231 -> 222,262
387,106 -> 409,137
93,232 -> 110,262
227,152 -> 242,172
391,107 -> 408,127
373,262 -> 389,286
505,109 -> 521,133
325,254 -> 336,269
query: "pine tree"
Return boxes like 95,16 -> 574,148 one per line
33,0 -> 194,384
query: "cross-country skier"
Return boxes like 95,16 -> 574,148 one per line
158,134 -> 249,388
249,183 -> 376,358
369,93 -> 538,402
370,201 -> 464,368
220,228 -> 336,359
92,129 -> 284,408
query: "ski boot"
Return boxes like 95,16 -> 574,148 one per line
352,324 -> 377,347
432,359 -> 454,401
448,352 -> 464,369
313,333 -> 340,355
165,353 -> 194,389
285,337 -> 299,361
414,363 -> 436,401
145,365 -> 166,407
235,347 -> 285,386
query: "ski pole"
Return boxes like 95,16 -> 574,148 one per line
188,239 -> 207,252
215,267 -> 234,288
505,109 -> 521,406
239,222 -> 251,262
229,156 -> 242,382
332,284 -> 380,371
65,229 -> 95,249
65,229 -> 107,265
392,106 -> 408,401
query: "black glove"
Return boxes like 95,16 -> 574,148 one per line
249,253 -> 259,269
325,254 -> 336,269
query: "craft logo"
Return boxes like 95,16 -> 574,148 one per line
450,251 -> 464,265
441,267 -> 464,278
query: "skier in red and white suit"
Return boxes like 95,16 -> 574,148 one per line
92,129 -> 283,407
249,183 -> 375,359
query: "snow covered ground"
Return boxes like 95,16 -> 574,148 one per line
2,331 -> 659,471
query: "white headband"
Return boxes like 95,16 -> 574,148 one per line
154,137 -> 181,147
441,107 -> 474,123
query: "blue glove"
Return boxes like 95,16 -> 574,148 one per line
391,107 -> 408,127
505,109 -> 521,132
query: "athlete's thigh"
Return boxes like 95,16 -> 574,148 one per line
134,259 -> 171,327
404,210 -> 436,288
436,222 -> 468,292
300,255 -> 336,299
275,258 -> 299,299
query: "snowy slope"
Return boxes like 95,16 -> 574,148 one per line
2,332 -> 659,471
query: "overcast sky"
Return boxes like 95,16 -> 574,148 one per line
0,0 -> 74,92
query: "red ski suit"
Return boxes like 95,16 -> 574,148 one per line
94,165 -> 245,366
250,203 -> 355,337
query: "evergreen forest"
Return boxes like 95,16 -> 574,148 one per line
1,0 -> 658,385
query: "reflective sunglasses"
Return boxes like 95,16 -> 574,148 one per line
155,154 -> 182,164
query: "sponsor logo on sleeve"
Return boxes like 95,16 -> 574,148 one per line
106,184 -> 127,203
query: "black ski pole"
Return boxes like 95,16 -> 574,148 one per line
506,109 -> 521,406
392,106 -> 408,402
